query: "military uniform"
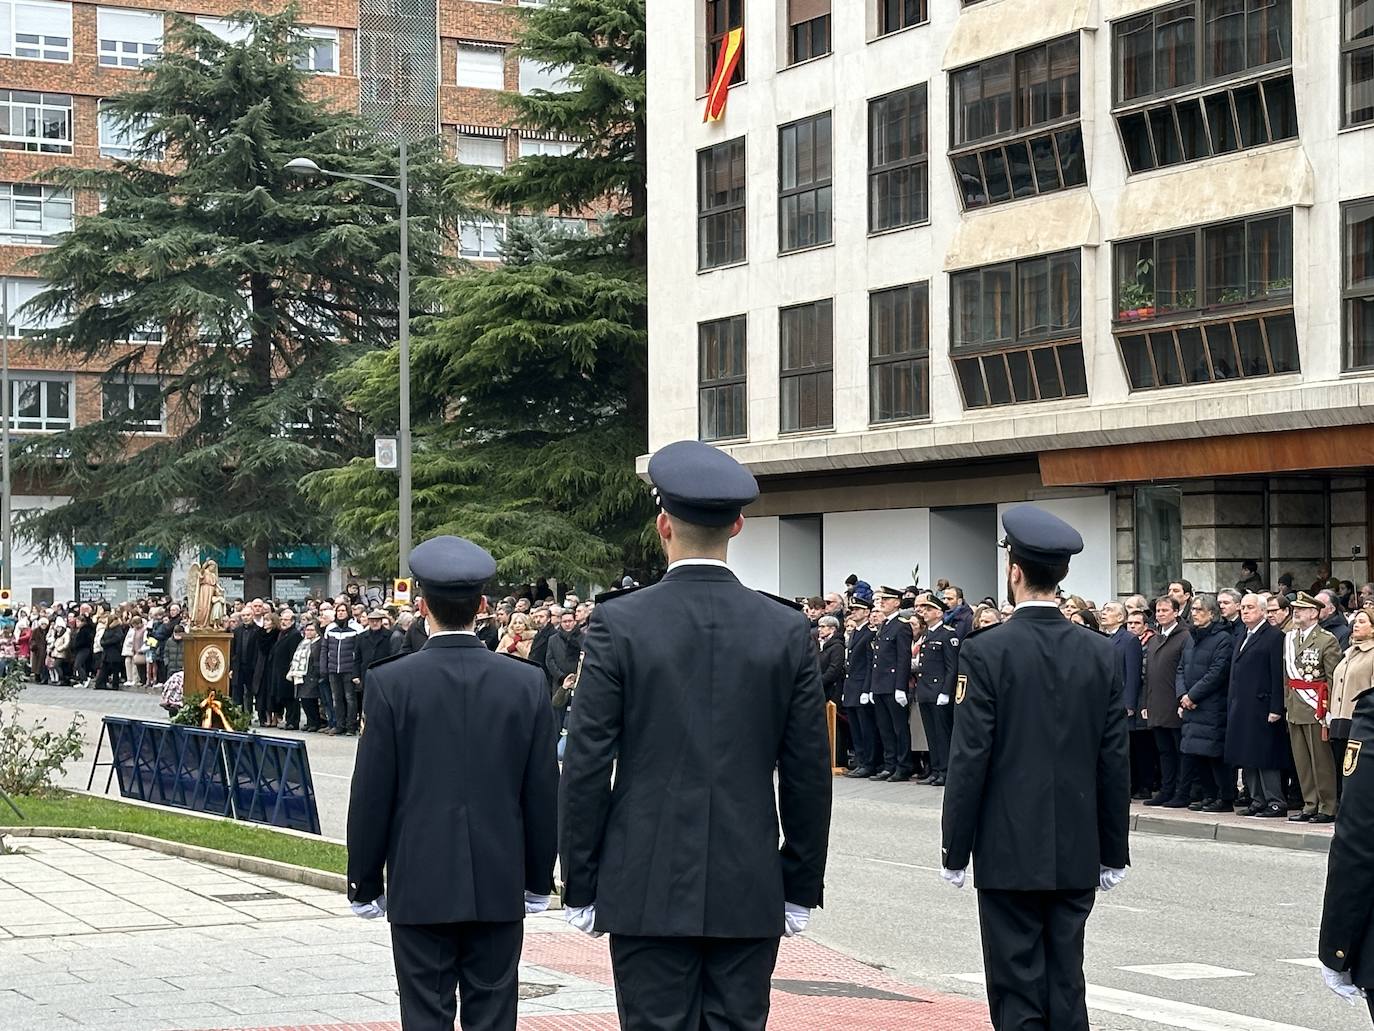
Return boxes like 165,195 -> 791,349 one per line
941,506 -> 1131,1031
912,593 -> 959,784
842,603 -> 880,777
1284,599 -> 1342,821
870,586 -> 914,781
1319,690 -> 1374,1020
347,536 -> 560,1031
559,440 -> 832,1031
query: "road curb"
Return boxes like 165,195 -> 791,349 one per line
1130,812 -> 1332,853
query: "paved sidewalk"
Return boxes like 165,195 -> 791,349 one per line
0,836 -> 992,1031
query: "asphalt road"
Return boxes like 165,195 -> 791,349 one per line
17,682 -> 1365,1031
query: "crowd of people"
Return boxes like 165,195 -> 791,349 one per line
817,563 -> 1374,824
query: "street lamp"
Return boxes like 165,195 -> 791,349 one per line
286,141 -> 412,578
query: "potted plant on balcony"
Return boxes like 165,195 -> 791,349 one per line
1117,259 -> 1154,321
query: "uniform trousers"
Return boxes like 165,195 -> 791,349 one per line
1289,721 -> 1338,815
873,693 -> 912,775
918,701 -> 954,775
608,934 -> 779,1031
1330,736 -> 1348,804
846,703 -> 881,770
976,887 -> 1095,1031
1129,729 -> 1159,794
390,920 -> 522,1031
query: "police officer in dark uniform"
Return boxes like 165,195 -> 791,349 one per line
911,592 -> 959,787
559,440 -> 832,1031
346,535 -> 559,1031
1318,689 -> 1374,1018
940,506 -> 1131,1031
843,597 -> 880,778
870,585 -> 914,781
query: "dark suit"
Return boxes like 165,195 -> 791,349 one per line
870,613 -> 914,776
1320,692 -> 1374,1011
348,634 -> 559,1031
843,624 -> 879,771
942,605 -> 1130,1031
1225,621 -> 1290,808
817,633 -> 845,703
560,563 -> 832,1031
913,621 -> 959,777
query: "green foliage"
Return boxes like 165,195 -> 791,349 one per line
13,10 -> 452,594
171,690 -> 252,733
306,0 -> 653,586
0,671 -> 85,795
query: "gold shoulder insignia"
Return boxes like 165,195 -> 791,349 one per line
1344,740 -> 1362,777
956,674 -> 968,705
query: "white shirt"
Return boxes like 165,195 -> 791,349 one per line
1159,621 -> 1178,639
1014,600 -> 1060,611
428,629 -> 478,640
666,558 -> 729,573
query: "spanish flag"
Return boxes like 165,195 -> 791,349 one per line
704,27 -> 743,123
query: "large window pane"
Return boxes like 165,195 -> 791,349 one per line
1157,3 -> 1197,91
1120,334 -> 1155,388
1248,213 -> 1292,300
1149,106 -> 1183,166
1156,233 -> 1197,312
1205,222 -> 1247,305
1205,91 -> 1240,152
1017,258 -> 1049,338
1118,15 -> 1154,101
1136,486 -> 1183,597
1233,317 -> 1268,375
1175,98 -> 1209,160
1262,75 -> 1298,138
1247,0 -> 1290,68
1232,81 -> 1266,146
1206,0 -> 1247,80
870,283 -> 930,423
1178,323 -> 1210,382
1204,322 -> 1239,379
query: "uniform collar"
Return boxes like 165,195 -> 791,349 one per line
666,557 -> 729,572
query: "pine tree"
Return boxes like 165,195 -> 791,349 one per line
304,0 -> 650,588
15,11 -> 448,598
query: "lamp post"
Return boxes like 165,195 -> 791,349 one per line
286,141 -> 412,577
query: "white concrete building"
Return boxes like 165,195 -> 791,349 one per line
647,0 -> 1374,602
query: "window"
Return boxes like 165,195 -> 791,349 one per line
779,299 -> 833,432
1114,210 -> 1298,388
519,137 -> 578,158
2,278 -> 60,336
869,84 -> 927,232
101,379 -> 163,433
699,315 -> 747,441
98,100 -> 159,160
1345,198 -> 1374,370
778,112 -> 832,252
698,137 -> 746,270
0,91 -> 71,154
950,251 -> 1088,408
0,0 -> 70,61
97,7 -> 160,68
869,282 -> 929,422
879,0 -> 927,36
7,375 -> 71,431
457,43 -> 505,90
706,0 -> 744,87
949,36 -> 1085,211
787,0 -> 829,65
460,219 -> 504,259
457,133 -> 506,169
294,26 -> 338,74
195,15 -> 251,45
519,58 -> 572,94
1135,485 -> 1183,596
0,183 -> 71,244
1346,0 -> 1374,127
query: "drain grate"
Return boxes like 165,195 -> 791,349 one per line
210,891 -> 286,903
771,978 -> 924,1002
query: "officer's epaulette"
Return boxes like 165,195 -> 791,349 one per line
368,650 -> 407,671
500,652 -> 544,670
594,584 -> 646,604
964,622 -> 1000,641
756,589 -> 804,611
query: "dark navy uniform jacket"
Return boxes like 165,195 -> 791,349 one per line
1320,691 -> 1374,986
346,634 -> 559,923
913,622 -> 959,704
941,605 -> 1131,891
559,563 -> 832,938
841,623 -> 874,707
870,615 -> 913,696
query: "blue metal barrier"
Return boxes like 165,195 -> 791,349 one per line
89,717 -> 321,835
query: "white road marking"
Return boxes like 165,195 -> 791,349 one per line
1278,957 -> 1324,968
865,857 -> 942,873
949,974 -> 1322,1031
312,771 -> 351,780
1099,903 -> 1152,913
1118,963 -> 1253,980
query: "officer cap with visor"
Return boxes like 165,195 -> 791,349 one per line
1000,505 -> 1084,566
648,440 -> 759,527
408,535 -> 497,604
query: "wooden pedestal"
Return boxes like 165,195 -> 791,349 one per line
184,631 -> 233,699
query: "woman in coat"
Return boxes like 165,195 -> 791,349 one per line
253,613 -> 281,728
267,609 -> 303,730
93,615 -> 127,690
28,618 -> 46,682
1173,594 -> 1235,811
1330,609 -> 1374,788
1142,596 -> 1193,806
1224,602 -> 1291,817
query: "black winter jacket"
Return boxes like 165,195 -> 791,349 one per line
1180,620 -> 1234,758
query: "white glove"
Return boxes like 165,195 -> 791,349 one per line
350,894 -> 386,919
860,693 -> 872,705
564,903 -> 604,938
783,902 -> 810,937
1322,965 -> 1367,1005
1099,866 -> 1127,891
524,891 -> 551,914
937,693 -> 950,706
940,867 -> 966,889
895,690 -> 908,707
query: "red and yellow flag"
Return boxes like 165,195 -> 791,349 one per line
704,28 -> 743,123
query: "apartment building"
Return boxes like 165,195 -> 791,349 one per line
647,0 -> 1374,604
0,0 -> 559,602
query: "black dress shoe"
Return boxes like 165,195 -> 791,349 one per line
1131,791 -> 1153,800
1288,811 -> 1313,822
889,773 -> 912,783
1201,800 -> 1230,813
929,775 -> 946,787
1162,797 -> 1190,808
1311,813 -> 1335,824
845,767 -> 874,779
872,770 -> 893,781
1142,793 -> 1169,807
1252,804 -> 1287,818
1239,802 -> 1263,816
1187,799 -> 1210,811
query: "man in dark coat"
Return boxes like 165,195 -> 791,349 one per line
347,535 -> 558,1031
353,610 -> 393,710
1142,596 -> 1192,806
941,505 -> 1130,1031
1319,590 -> 1353,650
544,610 -> 581,705
842,599 -> 879,778
815,615 -> 846,704
1173,594 -> 1235,811
526,607 -> 555,684
559,440 -> 831,1031
1225,593 -> 1290,817
870,585 -> 914,781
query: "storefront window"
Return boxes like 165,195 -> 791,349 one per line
1135,485 -> 1182,597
